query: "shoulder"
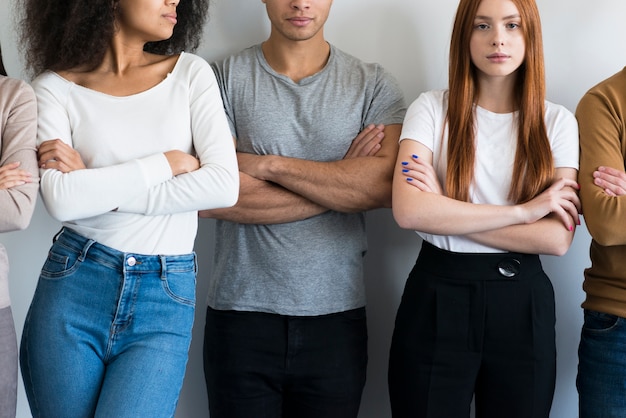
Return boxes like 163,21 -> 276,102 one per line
577,68 -> 626,116
544,100 -> 575,121
31,71 -> 72,96
329,45 -> 390,79
407,89 -> 447,112
173,52 -> 214,77
210,45 -> 260,79
0,76 -> 35,101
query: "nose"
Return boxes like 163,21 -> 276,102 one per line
290,0 -> 311,10
491,28 -> 504,46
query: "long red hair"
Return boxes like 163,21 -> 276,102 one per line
446,0 -> 553,203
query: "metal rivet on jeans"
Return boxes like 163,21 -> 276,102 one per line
497,258 -> 520,278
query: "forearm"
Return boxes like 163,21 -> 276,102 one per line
199,172 -> 327,224
245,125 -> 401,213
262,157 -> 391,212
393,189 -> 526,235
0,182 -> 38,231
466,215 -> 575,256
40,154 -> 171,221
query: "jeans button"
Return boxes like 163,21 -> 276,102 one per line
127,256 -> 137,267
497,258 -> 520,278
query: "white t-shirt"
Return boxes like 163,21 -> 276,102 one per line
400,89 -> 579,253
34,52 -> 239,255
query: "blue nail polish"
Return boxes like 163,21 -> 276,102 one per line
402,169 -> 409,173
407,178 -> 413,182
412,154 -> 419,159
401,162 -> 409,166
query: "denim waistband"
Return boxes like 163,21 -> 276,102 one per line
416,240 -> 542,280
53,227 -> 196,275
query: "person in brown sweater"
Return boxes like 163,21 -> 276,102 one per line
0,44 -> 38,418
577,67 -> 626,418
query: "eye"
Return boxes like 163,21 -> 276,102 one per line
474,23 -> 490,30
506,22 -> 521,29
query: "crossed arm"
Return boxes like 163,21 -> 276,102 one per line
393,139 -> 581,256
200,123 -> 401,224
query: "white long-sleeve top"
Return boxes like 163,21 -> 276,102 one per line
34,52 -> 239,255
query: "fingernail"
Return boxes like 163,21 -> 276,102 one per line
407,178 -> 413,182
569,225 -> 573,231
401,162 -> 409,166
412,154 -> 419,159
402,169 -> 409,173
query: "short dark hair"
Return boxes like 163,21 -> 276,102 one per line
19,0 -> 210,76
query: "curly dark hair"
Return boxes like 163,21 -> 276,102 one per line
19,0 -> 210,76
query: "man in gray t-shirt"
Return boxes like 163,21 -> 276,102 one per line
200,1 -> 406,417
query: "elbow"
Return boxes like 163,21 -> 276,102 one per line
2,217 -> 32,233
544,232 -> 575,257
392,206 -> 418,231
213,171 -> 240,209
41,198 -> 78,223
585,219 -> 626,247
223,190 -> 239,209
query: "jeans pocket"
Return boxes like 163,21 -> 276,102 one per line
40,243 -> 80,280
160,270 -> 196,307
582,309 -> 620,333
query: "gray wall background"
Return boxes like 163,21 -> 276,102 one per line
1,0 -> 624,416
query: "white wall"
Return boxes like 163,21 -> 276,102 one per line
1,0 -> 624,417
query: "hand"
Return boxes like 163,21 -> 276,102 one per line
164,150 -> 200,176
593,166 -> 626,196
343,124 -> 385,159
519,178 -> 581,230
0,161 -> 33,189
399,154 -> 443,195
38,139 -> 86,172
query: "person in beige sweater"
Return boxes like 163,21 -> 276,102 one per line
0,44 -> 38,418
577,67 -> 626,418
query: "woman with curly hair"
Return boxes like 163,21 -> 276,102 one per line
0,42 -> 38,418
18,0 -> 239,416
388,0 -> 580,416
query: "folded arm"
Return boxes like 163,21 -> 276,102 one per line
236,124 -> 401,213
393,139 -> 580,255
0,83 -> 39,232
577,90 -> 626,246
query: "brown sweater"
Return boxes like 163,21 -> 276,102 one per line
0,76 -> 38,308
577,67 -> 626,317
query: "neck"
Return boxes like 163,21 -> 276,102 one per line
261,32 -> 330,83
476,74 -> 518,113
98,35 -> 149,75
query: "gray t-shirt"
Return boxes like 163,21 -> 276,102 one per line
207,44 -> 406,316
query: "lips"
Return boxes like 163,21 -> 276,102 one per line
288,17 -> 313,27
163,13 -> 177,24
487,53 -> 510,63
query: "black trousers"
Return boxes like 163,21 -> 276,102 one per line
204,306 -> 368,418
388,241 -> 556,418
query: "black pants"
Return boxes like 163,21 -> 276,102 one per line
204,306 -> 368,418
388,241 -> 556,418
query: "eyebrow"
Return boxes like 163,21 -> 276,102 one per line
474,14 -> 521,20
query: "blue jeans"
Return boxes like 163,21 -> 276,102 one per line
20,228 -> 196,418
203,306 -> 368,418
578,309 -> 626,418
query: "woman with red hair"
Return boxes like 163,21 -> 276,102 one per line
388,0 -> 580,416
